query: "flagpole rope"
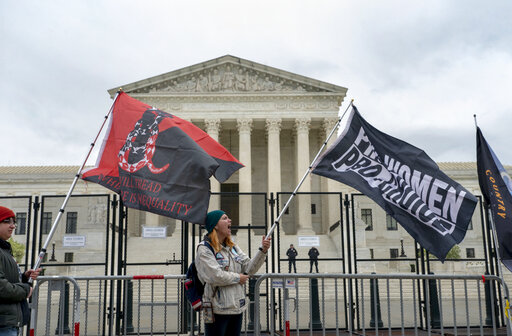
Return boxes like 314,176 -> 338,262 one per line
31,91 -> 122,276
265,99 -> 354,241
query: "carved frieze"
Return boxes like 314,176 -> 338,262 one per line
136,63 -> 329,94
134,95 -> 339,114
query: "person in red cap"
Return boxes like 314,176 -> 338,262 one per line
0,206 -> 40,335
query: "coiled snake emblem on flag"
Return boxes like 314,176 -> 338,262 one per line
118,109 -> 170,174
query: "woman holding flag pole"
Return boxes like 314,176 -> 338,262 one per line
195,210 -> 271,336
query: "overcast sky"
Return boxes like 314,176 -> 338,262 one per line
1,0 -> 511,167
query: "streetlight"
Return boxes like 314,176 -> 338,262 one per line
400,239 -> 407,257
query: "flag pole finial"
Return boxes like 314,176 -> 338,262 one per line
473,114 -> 478,128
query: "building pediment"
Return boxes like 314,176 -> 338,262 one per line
108,55 -> 347,97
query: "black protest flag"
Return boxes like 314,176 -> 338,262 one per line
82,92 -> 243,224
476,127 -> 512,272
312,106 -> 477,261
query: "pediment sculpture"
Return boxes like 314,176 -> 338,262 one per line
145,64 -> 327,94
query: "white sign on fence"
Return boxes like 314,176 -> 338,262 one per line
63,235 -> 86,247
298,236 -> 320,247
142,226 -> 167,238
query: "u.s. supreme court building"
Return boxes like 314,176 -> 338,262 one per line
0,55 -> 506,279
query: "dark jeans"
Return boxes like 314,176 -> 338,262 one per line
204,313 -> 243,336
0,327 -> 19,336
309,259 -> 318,273
288,259 -> 296,273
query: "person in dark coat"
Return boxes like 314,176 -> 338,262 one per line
0,206 -> 40,336
308,246 -> 320,273
286,244 -> 298,273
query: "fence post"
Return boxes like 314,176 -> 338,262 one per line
428,273 -> 441,328
247,278 -> 259,331
55,282 -> 71,335
125,280 -> 134,332
309,278 -> 323,330
484,273 -> 498,326
370,274 -> 383,328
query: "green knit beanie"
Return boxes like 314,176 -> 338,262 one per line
205,210 -> 225,234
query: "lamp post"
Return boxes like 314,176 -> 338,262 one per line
49,242 -> 57,261
400,239 -> 407,258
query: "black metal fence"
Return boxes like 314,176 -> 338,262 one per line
1,190 -> 509,335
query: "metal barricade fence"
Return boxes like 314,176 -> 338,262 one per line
30,273 -> 512,335
31,276 -> 81,336
30,274 -> 261,336
31,275 -> 190,336
254,273 -> 512,336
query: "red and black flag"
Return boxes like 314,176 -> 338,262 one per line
477,127 -> 512,272
312,106 -> 477,261
82,92 -> 243,224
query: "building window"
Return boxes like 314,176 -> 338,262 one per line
15,212 -> 27,235
361,209 -> 373,231
467,220 -> 473,230
390,248 -> 399,259
386,214 -> 398,230
42,212 -> 52,234
65,212 -> 77,234
370,249 -> 374,260
466,248 -> 475,258
311,204 -> 316,215
64,253 -> 74,262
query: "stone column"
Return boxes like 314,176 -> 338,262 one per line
266,118 -> 282,196
205,118 -> 222,211
237,118 -> 253,238
295,117 -> 313,234
321,117 -> 340,233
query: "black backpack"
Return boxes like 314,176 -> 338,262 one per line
185,241 -> 215,311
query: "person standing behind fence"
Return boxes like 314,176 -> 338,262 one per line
286,244 -> 298,273
308,246 -> 320,273
0,206 -> 41,336
195,210 -> 271,336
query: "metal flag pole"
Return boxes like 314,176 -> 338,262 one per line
31,91 -> 122,274
486,206 -> 512,330
487,208 -> 507,279
264,99 -> 354,241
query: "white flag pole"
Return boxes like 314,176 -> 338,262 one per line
264,99 -> 354,241
31,91 -> 122,274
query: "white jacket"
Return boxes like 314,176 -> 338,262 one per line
195,241 -> 267,315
